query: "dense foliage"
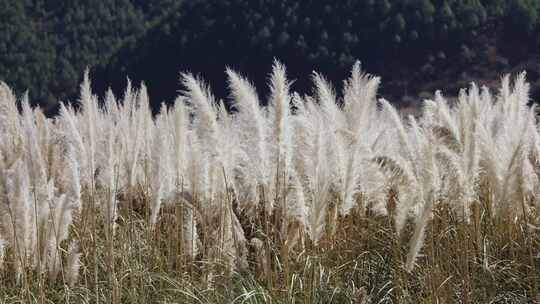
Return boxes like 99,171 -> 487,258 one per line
0,0 -> 177,110
1,0 -> 539,112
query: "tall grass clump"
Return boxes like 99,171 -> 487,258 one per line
0,63 -> 538,303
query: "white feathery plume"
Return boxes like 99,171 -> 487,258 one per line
185,129 -> 209,201
0,158 -> 34,277
405,121 -> 440,272
312,73 -> 349,213
34,108 -> 53,181
226,69 -> 268,207
44,142 -> 81,279
149,107 -> 171,226
65,241 -> 81,287
125,89 -> 144,189
0,81 -> 22,140
78,69 -> 98,190
436,146 -> 469,217
180,73 -> 220,157
45,193 -> 68,281
99,115 -> 119,230
20,96 -> 51,233
477,122 -> 504,212
340,63 -> 384,214
137,83 -> 154,173
104,88 -> 120,121
171,97 -> 188,189
299,99 -> 331,244
343,61 -> 380,137
268,60 -> 291,159
180,73 -> 222,203
287,169 -> 308,228
378,100 -> 421,234
474,73 -> 535,215
432,91 -> 461,150
291,96 -> 321,242
121,78 -> 135,114
380,99 -> 416,166
164,100 -> 202,258
284,168 -> 308,251
373,153 -> 417,233
501,105 -> 535,213
62,142 -> 82,213
216,99 -> 239,197
405,191 -> 433,272
267,60 -> 292,212
509,72 -> 529,124
58,103 -> 88,190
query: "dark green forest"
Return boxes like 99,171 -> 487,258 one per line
1,0 -> 539,114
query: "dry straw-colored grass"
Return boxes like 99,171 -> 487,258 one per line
0,61 -> 538,303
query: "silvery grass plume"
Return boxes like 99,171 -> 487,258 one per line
180,128 -> 205,259
292,95 -> 332,244
78,70 -> 99,191
21,96 -> 50,232
226,68 -> 268,212
149,106 -> 172,226
59,142 -> 82,214
65,240 -> 81,287
96,100 -> 120,233
104,88 -> 120,121
477,74 -> 538,216
267,60 -> 293,213
376,100 -> 442,271
0,158 -> 34,281
180,73 -> 246,276
216,99 -> 241,199
170,97 -> 189,194
311,70 -> 388,228
285,168 -> 308,250
311,72 -> 348,227
58,103 -> 88,195
116,81 -> 143,190
137,84 -> 155,186
180,73 -> 224,206
56,114 -> 82,213
404,116 -> 441,271
378,99 -> 419,236
341,62 -> 385,215
185,127 -> 208,205
423,89 -> 480,221
152,99 -> 198,234
0,90 -> 38,278
0,82 -> 22,145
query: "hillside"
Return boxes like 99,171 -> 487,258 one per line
1,0 -> 540,114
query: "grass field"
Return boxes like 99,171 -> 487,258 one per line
0,62 -> 538,303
